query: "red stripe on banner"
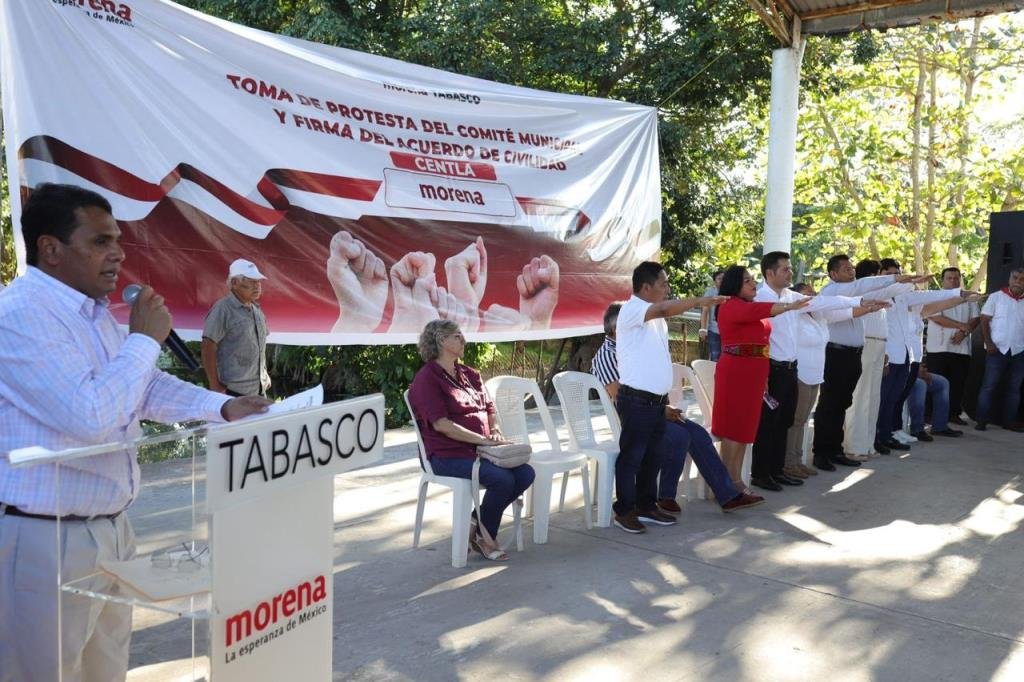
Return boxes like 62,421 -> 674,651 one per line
175,163 -> 286,225
16,136 -> 379,229
20,135 -> 166,202
265,169 -> 381,201
389,152 -> 497,181
515,196 -> 591,233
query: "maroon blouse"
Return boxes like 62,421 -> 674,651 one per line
408,360 -> 495,460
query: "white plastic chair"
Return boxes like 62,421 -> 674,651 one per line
484,376 -> 592,544
551,371 -> 619,527
405,390 -> 523,568
687,360 -> 751,486
671,363 -> 706,501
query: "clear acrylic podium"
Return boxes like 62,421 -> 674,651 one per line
8,393 -> 384,681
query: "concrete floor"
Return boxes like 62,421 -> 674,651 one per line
123,407 -> 1024,681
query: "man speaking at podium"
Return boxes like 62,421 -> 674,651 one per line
0,184 -> 270,682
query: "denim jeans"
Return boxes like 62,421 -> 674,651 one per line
876,360 -> 911,441
708,331 -> 722,362
976,350 -> 1024,425
658,419 -> 740,506
909,375 -> 950,433
429,457 -> 535,538
614,391 -> 666,515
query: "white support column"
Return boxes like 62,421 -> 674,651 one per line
763,37 -> 805,255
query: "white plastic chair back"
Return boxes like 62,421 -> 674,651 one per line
403,390 -> 434,475
692,359 -> 717,406
679,364 -> 713,425
483,376 -> 562,452
551,371 -> 620,450
669,363 -> 688,409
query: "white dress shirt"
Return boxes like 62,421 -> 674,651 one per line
886,289 -> 963,364
819,275 -> 899,347
926,300 -> 979,356
796,308 -> 853,385
862,308 -> 887,340
0,267 -> 230,515
616,295 -> 672,395
754,285 -> 860,362
981,290 -> 1024,355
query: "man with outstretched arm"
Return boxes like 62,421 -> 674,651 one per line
812,254 -> 927,470
593,303 -> 764,517
610,262 -> 727,533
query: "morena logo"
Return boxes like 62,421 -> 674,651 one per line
53,0 -> 134,22
225,574 -> 328,646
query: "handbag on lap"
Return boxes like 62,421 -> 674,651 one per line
476,442 -> 532,468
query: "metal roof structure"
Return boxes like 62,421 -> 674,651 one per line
747,0 -> 1024,43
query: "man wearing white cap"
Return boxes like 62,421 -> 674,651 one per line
202,258 -> 271,396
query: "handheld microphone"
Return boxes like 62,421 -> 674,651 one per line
122,284 -> 201,372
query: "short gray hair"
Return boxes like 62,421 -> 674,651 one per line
418,319 -> 460,362
603,302 -> 623,336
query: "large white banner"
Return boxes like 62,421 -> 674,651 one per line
0,0 -> 661,344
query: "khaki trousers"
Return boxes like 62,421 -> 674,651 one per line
785,381 -> 819,468
0,511 -> 134,682
845,338 -> 886,455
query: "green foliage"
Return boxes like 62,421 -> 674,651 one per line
708,14 -> 1024,287
260,341 -> 497,428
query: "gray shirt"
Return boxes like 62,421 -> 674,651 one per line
704,286 -> 720,333
203,294 -> 270,395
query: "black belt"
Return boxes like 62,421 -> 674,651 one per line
619,384 -> 669,406
769,359 -> 798,370
827,342 -> 862,353
0,504 -> 121,523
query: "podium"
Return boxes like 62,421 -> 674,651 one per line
9,394 -> 384,681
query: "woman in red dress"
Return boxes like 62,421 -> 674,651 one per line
712,265 -> 808,488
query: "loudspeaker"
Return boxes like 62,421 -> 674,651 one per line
962,210 -> 1024,421
987,210 -> 1024,290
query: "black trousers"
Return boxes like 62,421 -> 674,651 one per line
926,352 -> 971,418
752,363 -> 798,478
813,345 -> 863,458
893,361 -> 920,431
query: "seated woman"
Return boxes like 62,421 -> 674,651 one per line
408,319 -> 535,561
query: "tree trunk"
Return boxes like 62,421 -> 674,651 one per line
817,104 -> 879,259
949,17 -> 983,267
910,44 -> 926,273
922,56 -> 938,273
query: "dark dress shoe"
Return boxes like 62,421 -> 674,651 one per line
831,454 -> 862,467
750,476 -> 783,491
949,416 -> 968,426
882,438 -> 910,451
873,441 -> 891,455
932,428 -> 963,437
1005,422 -> 1024,433
812,457 -> 836,472
773,473 -> 804,486
910,430 -> 934,442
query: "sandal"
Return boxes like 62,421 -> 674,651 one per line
469,533 -> 509,562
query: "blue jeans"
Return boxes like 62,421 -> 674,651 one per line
429,457 -> 535,539
976,350 -> 1024,425
614,391 -> 666,515
877,361 -> 911,441
909,375 -> 950,433
708,331 -> 722,361
658,419 -> 741,506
